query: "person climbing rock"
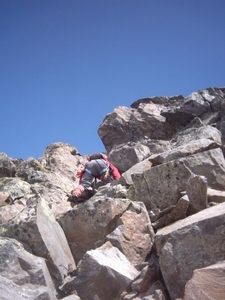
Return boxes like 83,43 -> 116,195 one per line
67,153 -> 121,203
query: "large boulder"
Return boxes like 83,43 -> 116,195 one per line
183,261 -> 225,300
61,242 -> 140,300
58,188 -> 132,264
129,148 -> 225,213
155,202 -> 225,300
0,237 -> 57,300
0,197 -> 76,284
106,201 -> 154,266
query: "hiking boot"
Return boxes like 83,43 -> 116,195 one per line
67,195 -> 79,203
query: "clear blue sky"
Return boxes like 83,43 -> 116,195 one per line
1,0 -> 225,160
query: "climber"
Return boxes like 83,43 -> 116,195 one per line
67,153 -> 121,203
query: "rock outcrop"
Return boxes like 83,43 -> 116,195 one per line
0,86 -> 225,300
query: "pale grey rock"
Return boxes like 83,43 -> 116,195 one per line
152,195 -> 189,230
186,175 -> 208,215
128,160 -> 192,211
61,242 -> 140,300
178,148 -> 225,190
183,261 -> 225,300
155,202 -> 225,300
0,177 -> 31,202
119,158 -> 152,186
149,138 -> 220,165
171,124 -> 221,148
0,152 -> 18,177
0,237 -> 57,300
0,198 -> 76,284
179,91 -> 211,117
58,195 -> 131,264
108,142 -> 150,172
98,106 -> 133,152
106,202 -> 154,265
0,191 -> 10,206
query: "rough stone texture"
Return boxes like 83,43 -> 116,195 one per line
183,261 -> 225,300
0,178 -> 32,224
128,160 -> 192,211
58,193 -> 131,264
108,142 -> 150,172
186,174 -> 208,215
178,91 -> 211,117
106,202 -> 154,265
149,138 -> 220,165
155,202 -> 225,300
98,104 -> 174,154
178,148 -> 225,190
171,123 -> 221,148
0,152 -> 18,177
152,195 -> 189,230
0,191 -> 9,206
119,158 -> 152,186
61,242 -> 140,300
0,177 -> 31,202
207,187 -> 225,204
1,87 -> 225,299
0,237 -> 57,300
129,148 -> 225,217
0,198 -> 76,284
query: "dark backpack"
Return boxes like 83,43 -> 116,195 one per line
89,153 -> 103,160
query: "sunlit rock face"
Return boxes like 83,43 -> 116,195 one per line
1,87 -> 225,300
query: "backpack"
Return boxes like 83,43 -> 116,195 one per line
89,153 -> 103,161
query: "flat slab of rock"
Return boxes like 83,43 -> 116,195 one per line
155,202 -> 225,300
184,261 -> 225,300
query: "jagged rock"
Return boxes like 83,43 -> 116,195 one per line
155,202 -> 225,300
149,138 -> 220,165
0,197 -> 76,284
0,177 -> 31,202
171,123 -> 221,147
60,242 -> 140,300
0,177 -> 32,224
130,95 -> 185,109
178,91 -> 211,117
178,148 -> 225,190
129,148 -> 225,213
207,187 -> 225,203
108,142 -> 150,172
0,237 -> 57,300
128,160 -> 192,211
58,191 -> 131,264
152,195 -> 189,230
129,253 -> 162,296
123,280 -> 167,300
98,104 -> 174,154
1,87 -> 225,300
183,261 -> 225,300
118,158 -> 152,186
0,191 -> 10,206
0,152 -> 18,177
106,201 -> 154,266
39,142 -> 85,181
186,174 -> 208,215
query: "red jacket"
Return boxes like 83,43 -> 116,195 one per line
101,154 -> 121,180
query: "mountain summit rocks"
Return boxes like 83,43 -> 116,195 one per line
1,87 -> 225,300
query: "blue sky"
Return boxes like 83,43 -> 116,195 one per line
1,0 -> 225,160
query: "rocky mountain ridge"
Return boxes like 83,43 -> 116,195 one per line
0,86 -> 225,300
